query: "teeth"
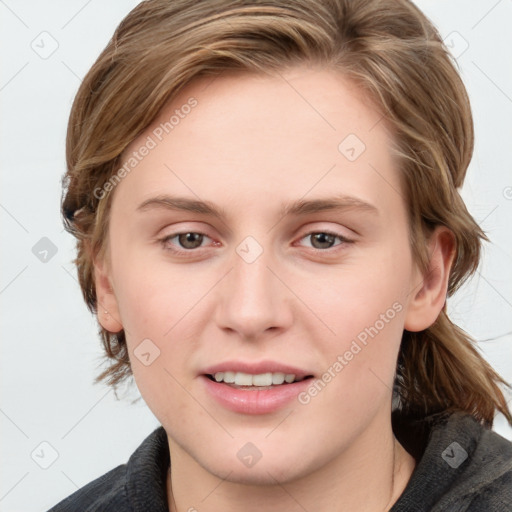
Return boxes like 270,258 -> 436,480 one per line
252,372 -> 272,386
272,372 -> 285,385
235,372 -> 253,386
223,371 -> 236,383
212,371 -> 297,386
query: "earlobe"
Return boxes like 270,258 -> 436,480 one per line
93,252 -> 123,333
404,227 -> 456,332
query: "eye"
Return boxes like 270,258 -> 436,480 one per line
298,231 -> 353,250
158,229 -> 352,256
160,232 -> 214,253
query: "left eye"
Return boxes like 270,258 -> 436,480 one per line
299,232 -> 349,250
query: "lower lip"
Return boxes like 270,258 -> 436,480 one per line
201,375 -> 312,415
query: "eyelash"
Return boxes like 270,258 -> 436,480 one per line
158,230 -> 354,256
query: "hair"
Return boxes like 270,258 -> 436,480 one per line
61,0 -> 511,426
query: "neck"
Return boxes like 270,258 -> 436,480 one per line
166,415 -> 416,512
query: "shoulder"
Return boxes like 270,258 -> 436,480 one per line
47,464 -> 128,512
392,410 -> 512,511
452,415 -> 512,511
47,426 -> 169,512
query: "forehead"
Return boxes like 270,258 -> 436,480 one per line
114,67 -> 404,221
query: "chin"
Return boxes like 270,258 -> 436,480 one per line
209,462 -> 306,486
196,444 -> 324,486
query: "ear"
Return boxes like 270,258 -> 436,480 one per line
93,251 -> 123,333
404,226 -> 456,332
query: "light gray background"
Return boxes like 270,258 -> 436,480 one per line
1,1 -> 511,511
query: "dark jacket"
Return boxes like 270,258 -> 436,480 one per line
47,411 -> 512,511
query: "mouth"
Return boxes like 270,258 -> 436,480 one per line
200,363 -> 315,414
204,371 -> 314,390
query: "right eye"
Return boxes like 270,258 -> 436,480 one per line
159,232 -> 215,254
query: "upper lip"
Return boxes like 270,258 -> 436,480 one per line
201,360 -> 313,379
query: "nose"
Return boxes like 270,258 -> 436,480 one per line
214,246 -> 293,341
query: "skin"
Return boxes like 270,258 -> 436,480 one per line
95,66 -> 455,511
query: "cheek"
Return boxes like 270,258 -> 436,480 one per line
110,255 -> 210,384
115,266 -> 200,421
306,250 -> 411,388
110,249 -> 198,334
307,249 -> 410,333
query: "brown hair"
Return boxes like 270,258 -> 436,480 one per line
62,0 -> 511,426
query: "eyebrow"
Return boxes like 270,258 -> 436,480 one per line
136,194 -> 379,219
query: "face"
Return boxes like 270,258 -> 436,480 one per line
97,66 -> 429,484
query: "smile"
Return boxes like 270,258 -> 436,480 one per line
208,371 -> 307,387
200,363 -> 315,414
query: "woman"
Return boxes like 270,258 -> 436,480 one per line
50,0 -> 512,510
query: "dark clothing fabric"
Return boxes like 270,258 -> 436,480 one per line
389,411 -> 512,511
47,411 -> 512,511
